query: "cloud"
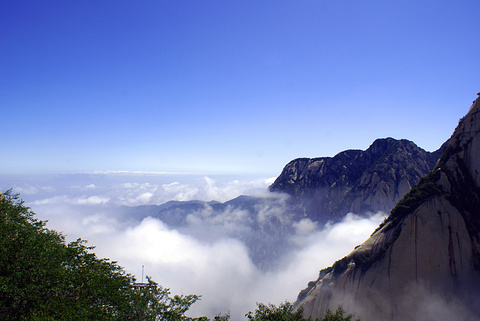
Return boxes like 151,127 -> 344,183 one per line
293,218 -> 318,236
11,184 -> 55,196
30,195 -> 71,206
14,173 -> 275,208
13,184 -> 39,195
30,195 -> 110,206
3,173 -> 385,319
75,195 -> 110,205
158,176 -> 275,203
36,201 -> 384,319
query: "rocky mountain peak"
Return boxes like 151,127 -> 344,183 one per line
295,92 -> 480,320
269,137 -> 444,222
367,137 -> 402,156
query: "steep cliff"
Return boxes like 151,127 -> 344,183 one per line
295,93 -> 480,320
270,138 -> 444,222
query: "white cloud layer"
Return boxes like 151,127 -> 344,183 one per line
0,173 -> 385,319
34,206 -> 385,319
8,172 -> 275,207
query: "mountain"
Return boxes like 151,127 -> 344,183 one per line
295,93 -> 480,320
269,138 -> 445,222
121,139 -> 445,271
120,195 -> 296,271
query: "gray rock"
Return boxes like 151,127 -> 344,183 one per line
270,137 -> 445,222
295,92 -> 480,321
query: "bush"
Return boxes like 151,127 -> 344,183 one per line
246,302 -> 307,321
245,302 -> 360,321
321,306 -> 359,321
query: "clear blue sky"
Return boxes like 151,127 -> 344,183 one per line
1,1 -> 479,175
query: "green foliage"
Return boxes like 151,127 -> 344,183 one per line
320,306 -> 359,321
245,302 -> 359,321
390,169 -> 442,220
131,276 -> 206,321
246,302 -> 308,321
212,312 -> 231,321
0,190 -> 205,321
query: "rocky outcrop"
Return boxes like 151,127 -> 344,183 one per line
270,138 -> 444,222
295,93 -> 480,320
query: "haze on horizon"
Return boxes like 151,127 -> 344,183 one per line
2,1 -> 480,175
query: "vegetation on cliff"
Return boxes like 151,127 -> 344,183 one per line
246,302 -> 359,321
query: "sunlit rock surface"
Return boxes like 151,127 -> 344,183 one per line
296,93 -> 480,321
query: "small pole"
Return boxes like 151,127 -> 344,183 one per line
142,265 -> 144,283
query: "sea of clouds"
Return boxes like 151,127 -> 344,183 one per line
1,172 -> 385,319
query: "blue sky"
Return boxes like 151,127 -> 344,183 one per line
2,1 -> 479,175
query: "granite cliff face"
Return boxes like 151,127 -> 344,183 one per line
295,93 -> 480,320
270,138 -> 444,222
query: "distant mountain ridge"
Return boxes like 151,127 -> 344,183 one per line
120,194 -> 294,271
269,137 -> 445,222
122,138 -> 445,272
295,92 -> 480,320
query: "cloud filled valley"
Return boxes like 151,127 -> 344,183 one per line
1,172 -> 385,319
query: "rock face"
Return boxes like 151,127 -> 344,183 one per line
270,138 -> 444,222
295,93 -> 480,320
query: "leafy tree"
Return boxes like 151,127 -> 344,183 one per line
212,312 -> 231,321
320,306 -> 359,321
130,276 -> 204,321
0,190 -> 71,320
245,302 -> 308,321
0,190 -> 205,320
245,302 -> 359,321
